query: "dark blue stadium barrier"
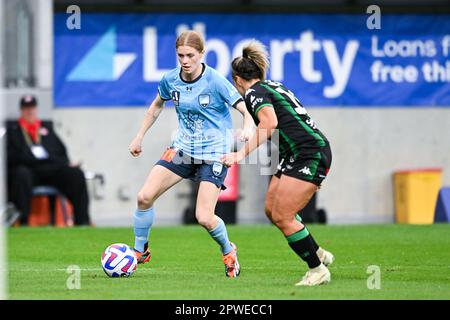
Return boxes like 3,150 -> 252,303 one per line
434,187 -> 450,223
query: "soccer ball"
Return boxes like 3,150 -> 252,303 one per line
101,243 -> 137,277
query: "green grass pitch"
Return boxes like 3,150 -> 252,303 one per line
7,224 -> 450,300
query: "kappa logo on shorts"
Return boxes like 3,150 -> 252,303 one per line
212,162 -> 223,176
198,94 -> 210,107
277,158 -> 285,171
299,166 -> 312,176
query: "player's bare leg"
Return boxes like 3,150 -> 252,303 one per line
137,165 -> 184,210
271,175 -> 330,286
264,176 -> 280,222
265,176 -> 334,268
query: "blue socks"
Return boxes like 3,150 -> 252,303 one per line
208,216 -> 233,255
134,209 -> 232,256
133,207 -> 154,253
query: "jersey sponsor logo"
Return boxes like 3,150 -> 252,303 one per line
172,90 -> 180,106
198,94 -> 210,107
180,111 -> 204,133
299,166 -> 312,176
250,95 -> 263,111
212,162 -> 223,176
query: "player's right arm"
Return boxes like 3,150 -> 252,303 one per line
221,106 -> 277,167
129,93 -> 165,157
221,85 -> 277,167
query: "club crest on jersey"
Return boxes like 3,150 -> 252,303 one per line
198,94 -> 210,107
172,91 -> 180,106
212,162 -> 223,176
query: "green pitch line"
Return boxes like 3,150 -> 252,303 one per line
7,224 -> 450,300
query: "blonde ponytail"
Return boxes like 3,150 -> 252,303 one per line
232,40 -> 269,81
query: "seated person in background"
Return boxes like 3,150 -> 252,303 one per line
6,95 -> 91,226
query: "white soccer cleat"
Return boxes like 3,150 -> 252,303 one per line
317,248 -> 335,267
295,263 -> 331,286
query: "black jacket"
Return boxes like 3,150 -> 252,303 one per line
6,120 -> 70,174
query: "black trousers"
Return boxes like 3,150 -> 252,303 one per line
7,165 -> 91,226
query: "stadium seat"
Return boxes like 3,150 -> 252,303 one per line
28,186 -> 74,227
434,187 -> 450,223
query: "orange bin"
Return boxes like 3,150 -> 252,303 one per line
393,168 -> 442,224
28,196 -> 74,227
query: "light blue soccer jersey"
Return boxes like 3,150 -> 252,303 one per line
158,64 -> 242,161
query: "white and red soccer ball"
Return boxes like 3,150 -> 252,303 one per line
101,243 -> 137,277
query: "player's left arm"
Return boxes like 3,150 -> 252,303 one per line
221,106 -> 277,167
234,100 -> 255,142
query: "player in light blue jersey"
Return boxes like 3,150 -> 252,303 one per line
128,31 -> 254,278
158,63 -> 238,162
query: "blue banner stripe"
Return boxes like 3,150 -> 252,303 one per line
54,13 -> 450,107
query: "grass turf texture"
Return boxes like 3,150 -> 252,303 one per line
7,224 -> 450,300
